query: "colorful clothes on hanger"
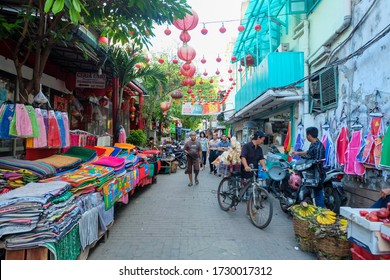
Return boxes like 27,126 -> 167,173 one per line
34,108 -> 48,148
344,130 -> 365,175
9,104 -> 33,138
293,128 -> 304,160
357,116 -> 383,168
379,125 -> 390,170
0,104 -> 15,138
47,110 -> 61,148
321,129 -> 335,168
336,126 -> 349,166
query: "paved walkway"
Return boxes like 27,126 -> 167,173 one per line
88,168 -> 316,260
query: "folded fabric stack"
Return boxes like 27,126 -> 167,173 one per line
0,181 -> 71,242
4,183 -> 82,249
0,158 -> 56,181
63,146 -> 97,163
35,154 -> 82,173
92,156 -> 125,176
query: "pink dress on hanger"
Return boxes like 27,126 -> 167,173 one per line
344,130 -> 365,176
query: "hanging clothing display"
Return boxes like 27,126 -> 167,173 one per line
293,127 -> 304,161
379,125 -> 390,170
344,130 -> 365,176
321,129 -> 335,168
357,116 -> 384,169
0,103 -> 15,138
118,127 -> 126,143
47,110 -> 61,148
335,126 -> 349,166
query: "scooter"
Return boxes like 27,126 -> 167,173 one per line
267,146 -> 347,213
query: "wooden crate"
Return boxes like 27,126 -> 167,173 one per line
6,247 -> 49,260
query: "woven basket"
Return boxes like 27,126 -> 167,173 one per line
293,216 -> 312,238
297,236 -> 315,253
314,236 -> 351,260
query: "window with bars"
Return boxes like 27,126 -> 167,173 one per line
310,66 -> 338,113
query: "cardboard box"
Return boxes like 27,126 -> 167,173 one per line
340,207 -> 390,254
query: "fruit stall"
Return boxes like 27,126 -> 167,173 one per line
340,205 -> 390,260
291,202 -> 351,259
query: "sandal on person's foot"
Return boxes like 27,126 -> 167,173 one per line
188,182 -> 193,187
195,179 -> 199,185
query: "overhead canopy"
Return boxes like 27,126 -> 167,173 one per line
233,0 -> 287,63
228,88 -> 302,122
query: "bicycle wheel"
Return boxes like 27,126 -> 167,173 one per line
217,177 -> 235,211
248,187 -> 273,229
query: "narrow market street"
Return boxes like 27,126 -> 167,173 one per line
88,169 -> 316,260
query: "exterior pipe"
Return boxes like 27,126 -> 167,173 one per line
303,19 -> 310,117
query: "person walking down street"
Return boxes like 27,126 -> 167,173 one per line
292,127 -> 326,207
208,133 -> 220,175
199,131 -> 208,167
240,131 -> 267,201
183,131 -> 203,187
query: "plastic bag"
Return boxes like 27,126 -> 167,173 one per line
34,90 -> 48,104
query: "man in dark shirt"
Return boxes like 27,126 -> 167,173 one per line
292,126 -> 326,207
239,131 -> 267,204
240,131 -> 267,179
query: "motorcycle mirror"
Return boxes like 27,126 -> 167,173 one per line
249,163 -> 254,169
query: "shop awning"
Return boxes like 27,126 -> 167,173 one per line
228,88 -> 303,123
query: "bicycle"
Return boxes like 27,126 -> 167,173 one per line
217,165 -> 273,229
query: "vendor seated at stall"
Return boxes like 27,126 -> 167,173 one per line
371,188 -> 390,208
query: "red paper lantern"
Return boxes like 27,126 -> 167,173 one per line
179,31 -> 191,43
135,63 -> 141,69
198,89 -> 202,93
216,55 -> 222,63
145,57 -> 150,63
171,90 -> 183,99
220,79 -> 224,83
219,23 -> 226,33
199,79 -> 204,85
158,58 -> 165,64
180,63 -> 196,77
98,36 -> 108,45
164,28 -> 172,35
177,45 -> 196,62
238,25 -> 245,32
201,23 -> 208,35
183,77 -> 196,87
238,67 -> 243,72
160,101 -> 170,111
231,56 -> 237,62
203,71 -> 208,77
130,106 -> 136,113
201,57 -> 206,64
228,68 -> 233,73
232,82 -> 236,86
254,24 -> 262,31
173,9 -> 199,31
209,79 -> 214,83
229,77 -> 234,81
215,69 -> 220,75
172,58 -> 179,64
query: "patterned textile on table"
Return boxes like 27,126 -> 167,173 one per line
35,154 -> 82,171
63,146 -> 97,163
0,158 -> 56,179
78,207 -> 99,250
44,224 -> 81,260
100,178 -> 121,210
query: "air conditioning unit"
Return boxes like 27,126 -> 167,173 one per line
276,43 -> 289,52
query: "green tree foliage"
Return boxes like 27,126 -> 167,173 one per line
126,129 -> 147,147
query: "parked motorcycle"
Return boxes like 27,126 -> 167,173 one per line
266,146 -> 347,214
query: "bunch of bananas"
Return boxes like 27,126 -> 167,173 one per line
291,202 -> 317,219
339,218 -> 348,231
315,209 -> 337,225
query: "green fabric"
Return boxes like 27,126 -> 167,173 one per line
148,163 -> 155,178
380,127 -> 390,169
54,224 -> 81,260
49,191 -> 73,204
63,146 -> 96,162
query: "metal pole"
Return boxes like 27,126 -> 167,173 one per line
267,0 -> 272,52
